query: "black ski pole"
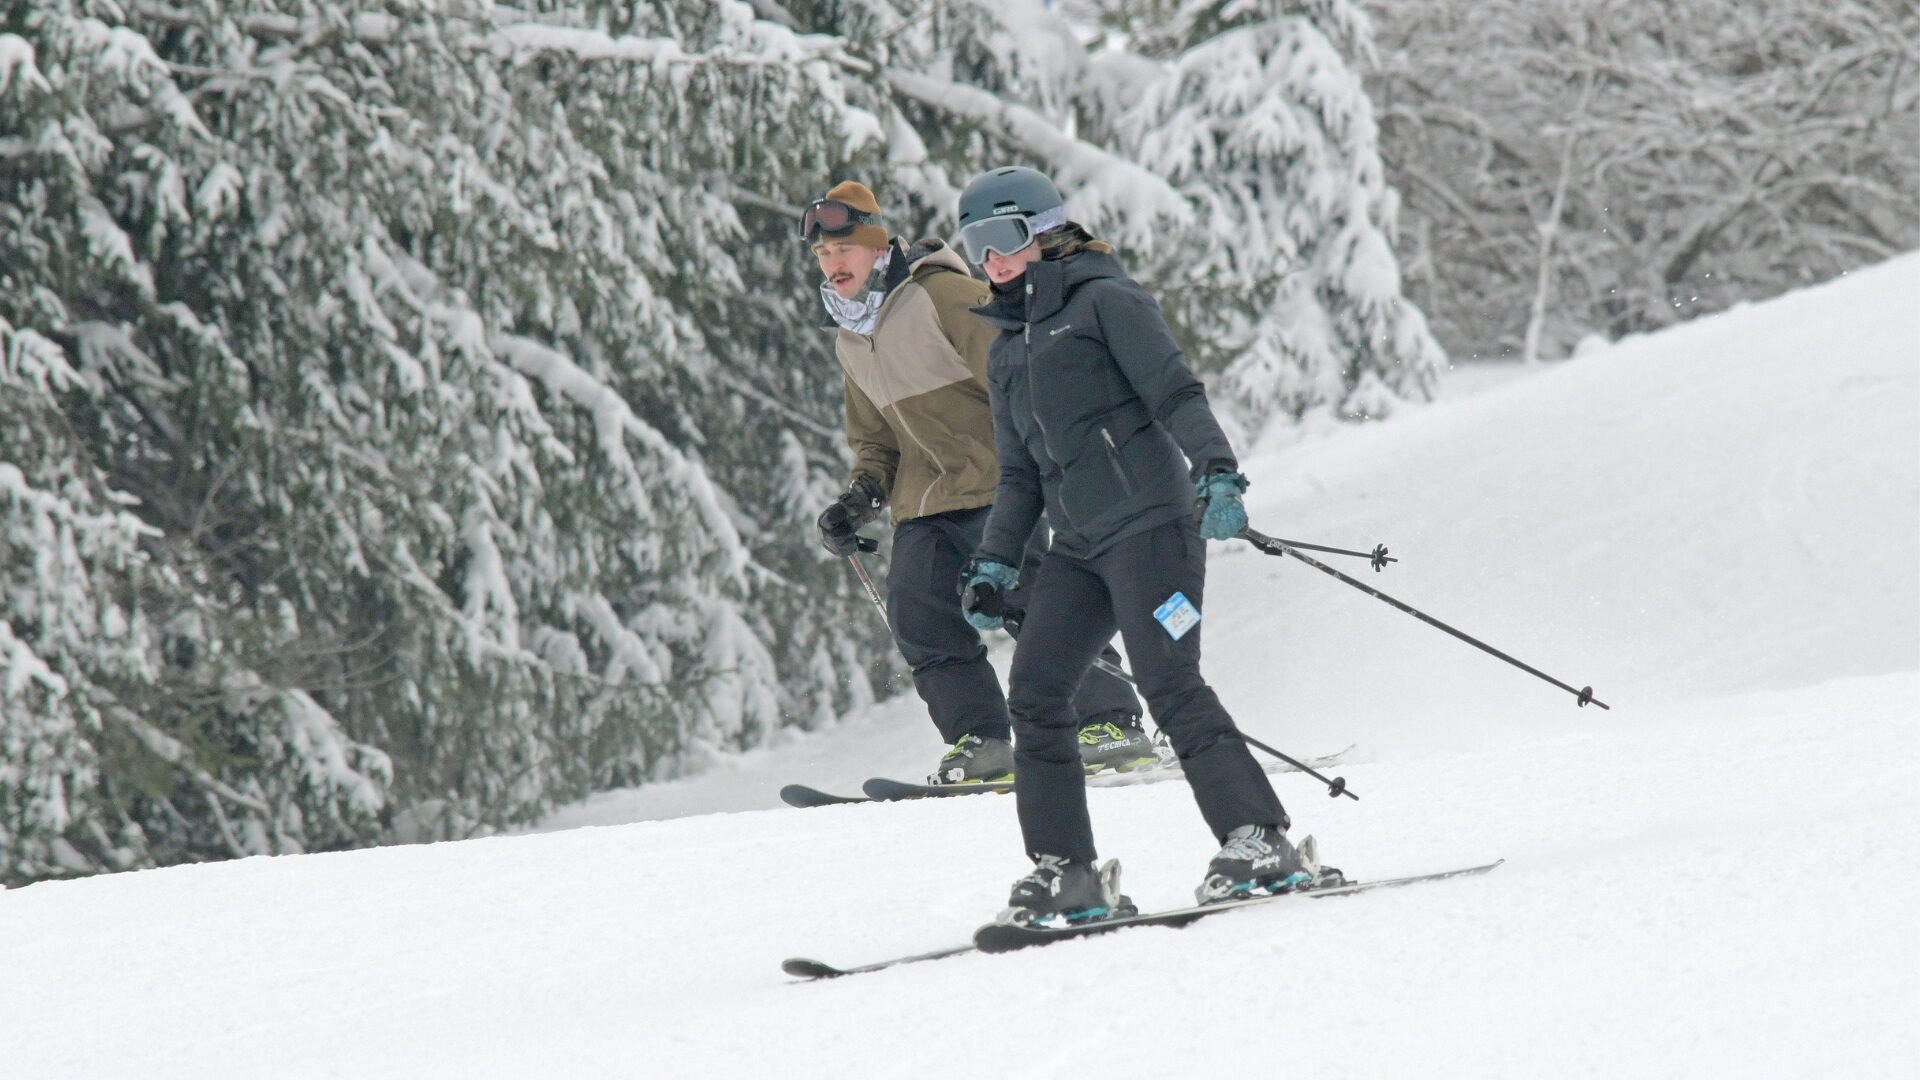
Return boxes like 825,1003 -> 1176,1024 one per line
1001,609 -> 1357,801
1239,526 -> 1609,710
1261,537 -> 1397,572
847,537 -> 890,633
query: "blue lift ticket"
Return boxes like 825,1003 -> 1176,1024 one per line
1153,592 -> 1201,640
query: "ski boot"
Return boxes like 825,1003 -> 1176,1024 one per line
1195,826 -> 1345,904
1077,716 -> 1159,775
999,855 -> 1137,929
928,733 -> 1015,785
1149,728 -> 1179,770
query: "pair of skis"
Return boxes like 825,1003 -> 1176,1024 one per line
782,857 -> 1503,979
779,744 -> 1355,809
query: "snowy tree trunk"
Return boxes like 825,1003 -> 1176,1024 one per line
1523,72 -> 1595,365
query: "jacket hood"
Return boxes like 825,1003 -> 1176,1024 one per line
905,238 -> 972,281
970,242 -> 1122,331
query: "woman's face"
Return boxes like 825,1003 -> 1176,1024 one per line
982,242 -> 1043,285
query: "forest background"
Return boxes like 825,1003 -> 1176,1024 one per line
2,0 -> 1913,884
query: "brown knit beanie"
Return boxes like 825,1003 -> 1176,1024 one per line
819,180 -> 889,250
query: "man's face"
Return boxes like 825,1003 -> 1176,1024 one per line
982,242 -> 1042,285
814,240 -> 885,300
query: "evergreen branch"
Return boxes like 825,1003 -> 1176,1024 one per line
708,367 -> 842,440
741,0 -> 801,30
884,70 -> 1190,226
132,2 -> 406,45
720,181 -> 803,220
201,792 -> 251,861
91,691 -> 275,816
129,1 -> 809,70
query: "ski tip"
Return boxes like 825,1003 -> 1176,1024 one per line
779,784 -> 869,808
781,958 -> 843,979
778,784 -> 830,808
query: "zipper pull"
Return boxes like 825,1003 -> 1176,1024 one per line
1101,428 -> 1119,453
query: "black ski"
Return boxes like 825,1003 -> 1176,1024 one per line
784,745 -> 1355,808
782,942 -> 977,979
778,784 -> 871,808
780,779 -> 1007,808
857,744 -> 1356,803
782,857 -> 1501,980
973,859 -> 1504,954
861,776 -> 1013,800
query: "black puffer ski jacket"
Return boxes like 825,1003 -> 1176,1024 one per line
971,244 -> 1237,563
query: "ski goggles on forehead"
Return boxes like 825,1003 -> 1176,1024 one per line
800,199 -> 881,243
958,205 -> 1067,264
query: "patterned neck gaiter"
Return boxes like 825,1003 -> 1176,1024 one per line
820,249 -> 893,335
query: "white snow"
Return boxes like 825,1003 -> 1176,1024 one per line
3,255 -> 1917,1077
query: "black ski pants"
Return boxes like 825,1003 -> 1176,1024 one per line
888,507 -> 1138,745
1005,517 -> 1288,863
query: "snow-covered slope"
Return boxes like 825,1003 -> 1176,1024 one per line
4,256 -> 1916,1079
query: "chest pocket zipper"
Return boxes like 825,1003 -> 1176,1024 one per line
1100,427 -> 1135,496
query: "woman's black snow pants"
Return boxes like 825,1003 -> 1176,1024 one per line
1005,517 -> 1289,863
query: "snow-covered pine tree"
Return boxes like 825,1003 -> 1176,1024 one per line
790,0 -> 1443,424
3,13 -> 395,879
1,310 -> 159,879
0,2 -> 897,881
755,0 -> 1188,260
1119,0 -> 1444,422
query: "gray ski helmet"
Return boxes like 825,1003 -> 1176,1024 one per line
956,166 -> 1064,229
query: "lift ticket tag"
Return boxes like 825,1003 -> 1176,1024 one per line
1154,592 -> 1200,640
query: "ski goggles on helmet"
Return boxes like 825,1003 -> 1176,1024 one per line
800,199 -> 881,244
957,205 -> 1067,264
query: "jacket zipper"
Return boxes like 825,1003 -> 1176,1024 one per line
1100,427 -> 1135,496
1022,279 -> 1075,531
1023,281 -> 1050,451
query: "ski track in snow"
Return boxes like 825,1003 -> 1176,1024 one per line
2,256 -> 1917,1078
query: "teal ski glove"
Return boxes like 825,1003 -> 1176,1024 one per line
958,558 -> 1020,632
1196,470 -> 1249,541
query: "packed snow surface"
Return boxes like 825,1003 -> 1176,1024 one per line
4,256 -> 1916,1078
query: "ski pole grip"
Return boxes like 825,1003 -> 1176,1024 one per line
857,536 -> 879,553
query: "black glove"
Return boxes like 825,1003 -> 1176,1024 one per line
816,475 -> 886,557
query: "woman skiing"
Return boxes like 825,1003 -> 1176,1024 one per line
953,166 -> 1338,924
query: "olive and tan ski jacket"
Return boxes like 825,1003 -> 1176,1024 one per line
827,239 -> 1000,524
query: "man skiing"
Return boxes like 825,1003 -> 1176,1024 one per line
951,166 -> 1341,923
804,180 -> 1149,784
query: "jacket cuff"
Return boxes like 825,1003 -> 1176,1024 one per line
847,472 -> 888,503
